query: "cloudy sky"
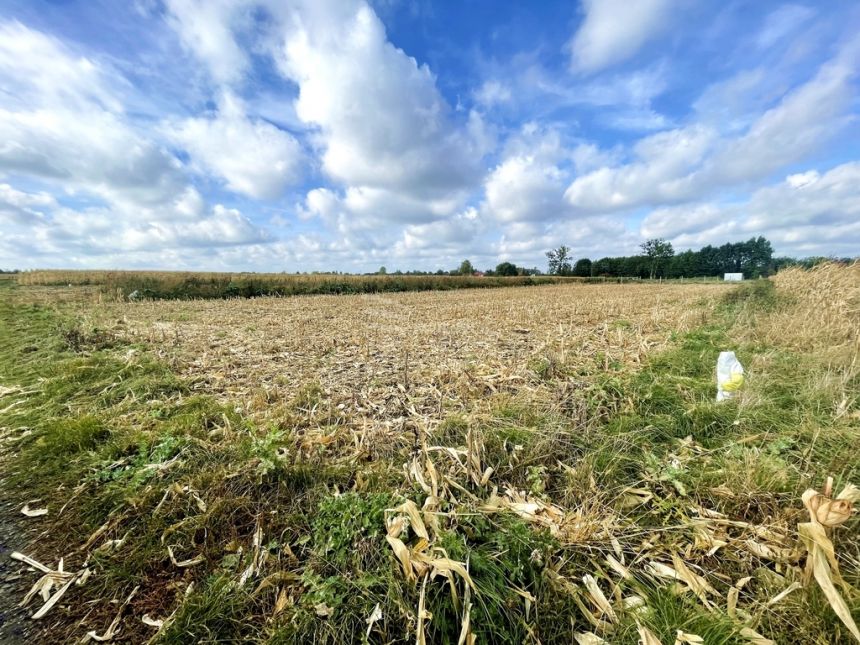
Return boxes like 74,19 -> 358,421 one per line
1,0 -> 858,272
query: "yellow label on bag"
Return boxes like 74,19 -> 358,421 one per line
722,373 -> 744,392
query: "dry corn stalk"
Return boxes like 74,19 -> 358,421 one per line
20,504 -> 47,517
637,623 -> 663,645
385,498 -> 474,642
797,478 -> 859,642
166,545 -> 205,568
11,552 -> 89,620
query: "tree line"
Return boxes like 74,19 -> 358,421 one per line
546,236 -> 791,279
377,237 -> 852,278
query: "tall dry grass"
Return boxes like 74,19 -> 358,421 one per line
768,262 -> 860,352
16,269 -> 577,300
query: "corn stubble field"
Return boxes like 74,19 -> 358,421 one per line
0,265 -> 858,643
99,283 -> 719,430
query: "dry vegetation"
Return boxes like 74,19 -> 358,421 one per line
0,266 -> 858,644
17,269 -> 577,300
95,282 -> 724,428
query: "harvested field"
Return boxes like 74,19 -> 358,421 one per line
96,283 -> 727,427
1,268 -> 859,644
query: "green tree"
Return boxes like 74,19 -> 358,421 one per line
458,259 -> 475,275
377,266 -> 387,275
640,238 -> 675,279
573,258 -> 592,277
546,246 -> 572,276
495,261 -> 518,276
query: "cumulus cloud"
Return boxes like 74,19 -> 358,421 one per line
118,204 -> 266,250
0,18 -> 270,268
165,92 -> 304,200
0,109 -> 188,207
0,21 -> 124,113
161,0 -> 494,258
641,162 -> 860,255
268,0 -> 494,254
485,155 -> 567,223
565,49 -> 857,213
1,1 -> 857,271
2,195 -> 265,262
274,1 -> 488,194
163,0 -> 251,84
393,207 -> 484,255
0,183 -> 55,225
564,125 -> 717,211
569,0 -> 676,73
0,21 -> 189,209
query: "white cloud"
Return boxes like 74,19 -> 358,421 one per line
0,21 -> 188,208
163,0 -> 250,84
0,18 -> 274,268
569,0 -> 676,73
756,4 -> 816,50
2,194 -> 266,265
0,21 -> 124,113
494,216 -> 639,263
118,204 -> 266,250
785,170 -> 819,189
474,80 -> 511,107
484,155 -> 567,223
0,108 -> 187,207
165,92 -> 305,200
489,60 -> 671,132
641,162 -> 860,255
706,55 -> 855,185
275,1 -> 488,194
0,183 -> 55,225
565,49 -> 857,213
161,0 -> 493,259
564,125 -> 716,211
570,143 -> 621,173
393,207 -> 484,255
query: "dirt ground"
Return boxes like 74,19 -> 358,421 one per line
0,473 -> 45,644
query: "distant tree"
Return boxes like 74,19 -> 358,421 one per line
495,261 -> 518,276
546,246 -> 573,276
744,236 -> 774,277
573,258 -> 592,277
667,250 -> 697,278
771,256 -> 797,273
640,238 -> 675,279
458,259 -> 475,275
593,257 -> 612,276
377,266 -> 387,275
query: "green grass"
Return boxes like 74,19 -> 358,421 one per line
1,277 -> 858,643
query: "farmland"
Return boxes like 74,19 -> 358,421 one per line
16,269 -> 579,300
0,265 -> 858,643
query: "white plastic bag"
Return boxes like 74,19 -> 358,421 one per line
716,351 -> 744,402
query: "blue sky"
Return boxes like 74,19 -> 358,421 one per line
0,0 -> 858,272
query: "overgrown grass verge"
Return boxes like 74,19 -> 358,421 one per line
0,268 -> 858,643
18,270 -> 580,301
